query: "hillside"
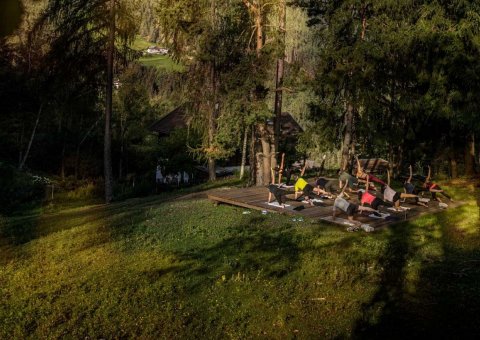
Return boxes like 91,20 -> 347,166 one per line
2,181 -> 480,338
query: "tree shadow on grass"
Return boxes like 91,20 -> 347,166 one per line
352,218 -> 414,338
353,203 -> 480,339
169,216 -> 302,291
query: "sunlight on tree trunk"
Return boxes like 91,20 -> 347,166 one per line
465,133 -> 476,177
272,0 -> 286,171
240,126 -> 248,179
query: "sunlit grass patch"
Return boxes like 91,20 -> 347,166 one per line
138,55 -> 183,71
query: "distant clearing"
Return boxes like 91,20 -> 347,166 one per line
132,36 -> 183,72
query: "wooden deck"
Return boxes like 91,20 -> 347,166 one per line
207,186 -> 463,230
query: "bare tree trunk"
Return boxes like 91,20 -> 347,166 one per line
259,124 -> 271,185
19,103 -> 42,171
119,143 -> 124,180
272,0 -> 286,169
256,153 -> 264,185
244,0 -> 270,185
340,102 -> 353,171
249,125 -> 256,186
254,1 -> 262,56
60,138 -> 66,180
208,90 -> 217,181
104,0 -> 115,203
119,119 -> 125,180
208,0 -> 217,181
18,122 -> 24,167
465,133 -> 476,176
240,126 -> 248,179
450,155 -> 458,179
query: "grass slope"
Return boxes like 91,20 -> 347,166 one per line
1,181 -> 480,338
132,36 -> 183,72
138,55 -> 183,72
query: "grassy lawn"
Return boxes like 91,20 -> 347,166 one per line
131,35 -> 183,72
137,55 -> 183,72
131,35 -> 153,51
1,180 -> 480,338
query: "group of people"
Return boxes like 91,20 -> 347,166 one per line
267,157 -> 453,226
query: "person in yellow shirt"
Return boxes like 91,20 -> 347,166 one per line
293,164 -> 314,205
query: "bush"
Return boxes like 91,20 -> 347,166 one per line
114,173 -> 155,201
66,182 -> 98,200
0,162 -> 46,214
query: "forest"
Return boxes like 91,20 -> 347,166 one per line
1,0 -> 479,207
1,0 -> 480,338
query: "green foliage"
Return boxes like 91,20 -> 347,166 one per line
0,163 -> 46,214
293,0 -> 480,169
157,128 -> 201,173
138,54 -> 184,71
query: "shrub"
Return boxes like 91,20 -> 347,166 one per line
0,162 -> 46,214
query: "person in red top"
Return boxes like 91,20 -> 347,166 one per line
357,174 -> 387,210
423,166 -> 453,203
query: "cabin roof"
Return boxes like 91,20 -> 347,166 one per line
150,106 -> 187,136
266,112 -> 303,137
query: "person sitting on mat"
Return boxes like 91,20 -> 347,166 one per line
293,164 -> 314,206
333,183 -> 380,224
423,165 -> 453,204
403,165 -> 428,207
382,169 -> 421,211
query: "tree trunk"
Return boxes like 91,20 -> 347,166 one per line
18,122 -> 24,168
340,102 -> 353,171
465,133 -> 476,176
272,0 -> 286,169
249,125 -> 256,186
119,120 -> 125,180
207,77 -> 217,181
244,0 -> 269,185
208,0 -> 217,181
74,144 -> 80,180
450,156 -> 458,179
240,126 -> 248,179
19,103 -> 42,171
119,143 -> 124,180
256,152 -> 264,185
104,0 -> 115,203
254,1 -> 262,56
60,137 -> 66,181
259,124 -> 271,185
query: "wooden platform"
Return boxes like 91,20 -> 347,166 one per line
207,186 -> 463,230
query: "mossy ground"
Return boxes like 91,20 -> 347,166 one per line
1,180 -> 480,338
